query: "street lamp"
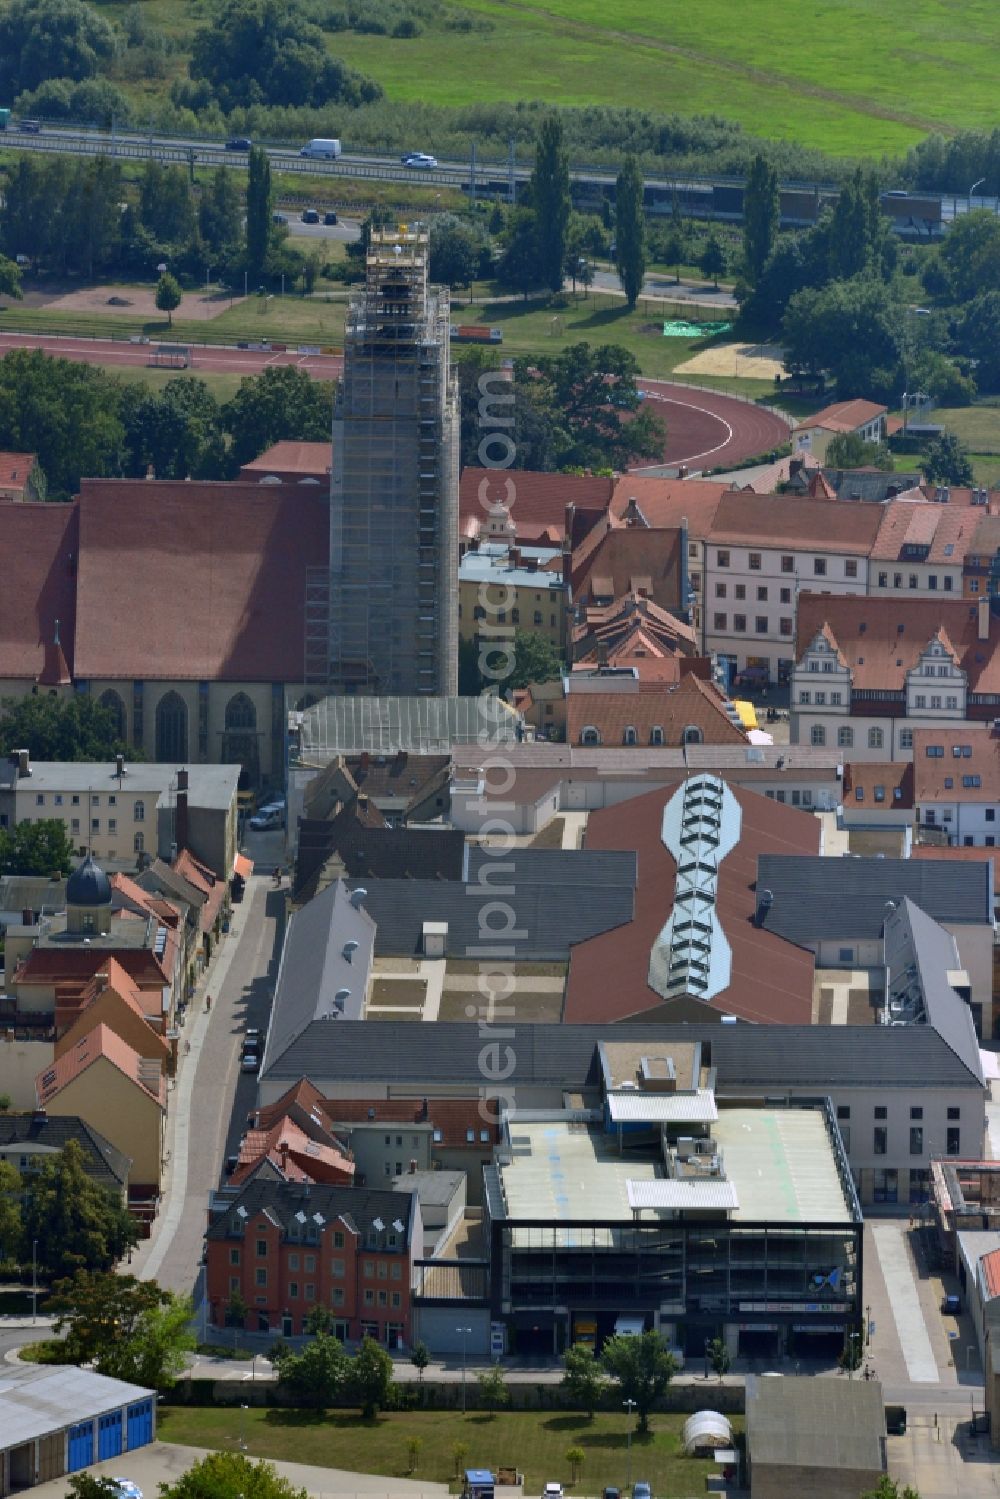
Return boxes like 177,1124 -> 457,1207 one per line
31,1239 -> 37,1325
704,1337 -> 711,1380
623,1398 -> 637,1489
971,177 -> 986,211
847,1332 -> 861,1380
902,306 -> 932,433
456,1325 -> 472,1414
239,1403 -> 248,1450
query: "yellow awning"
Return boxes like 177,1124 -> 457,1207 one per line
733,699 -> 758,730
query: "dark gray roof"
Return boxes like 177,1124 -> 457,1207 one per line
0,1113 -> 130,1190
349,848 -> 636,960
207,1178 -> 416,1246
746,1373 -> 885,1471
883,897 -> 982,1082
757,854 -> 993,945
266,1020 -> 985,1090
66,855 -> 111,908
262,880 -> 375,1075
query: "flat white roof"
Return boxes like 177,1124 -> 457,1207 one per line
628,1178 -> 739,1211
0,1364 -> 153,1449
608,1090 -> 719,1124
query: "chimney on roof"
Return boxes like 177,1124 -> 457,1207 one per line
408,1158 -> 418,1173
115,752 -> 125,782
754,888 -> 774,927
145,464 -> 155,480
21,908 -> 34,927
564,502 -> 576,554
357,793 -> 369,811
16,748 -> 30,778
95,970 -> 109,993
789,457 -> 804,478
176,768 -> 189,853
596,640 -> 609,668
32,1108 -> 46,1124
350,887 -> 368,910
509,545 -> 521,567
979,594 -> 991,643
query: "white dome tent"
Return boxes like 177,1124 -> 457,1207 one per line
682,1410 -> 733,1456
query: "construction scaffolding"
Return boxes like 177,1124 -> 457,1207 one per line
328,227 -> 459,697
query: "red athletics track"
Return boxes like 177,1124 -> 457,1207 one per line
0,330 -> 344,380
635,379 -> 790,471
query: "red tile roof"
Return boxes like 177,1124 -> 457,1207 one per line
566,672 -> 747,748
73,479 -> 329,681
793,399 -> 887,434
232,1114 -> 354,1187
709,492 -> 883,553
870,500 -> 982,565
981,1248 -> 1000,1300
173,848 -> 226,932
459,468 -> 613,542
608,476 -> 729,536
912,725 -> 1000,802
572,526 -> 684,610
15,946 -> 170,993
565,779 -> 820,1025
0,501 -> 77,680
796,593 -> 1000,694
239,441 -> 331,479
0,451 -> 38,494
36,1022 -> 165,1107
842,760 -> 915,809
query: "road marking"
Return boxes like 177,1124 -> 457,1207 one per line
872,1222 -> 939,1383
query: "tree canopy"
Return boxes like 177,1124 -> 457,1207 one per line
615,155 -> 646,310
0,0 -> 117,96
22,1142 -> 137,1280
160,1453 -> 309,1499
530,117 -> 571,295
782,275 -> 904,401
222,365 -> 333,468
0,693 -> 130,762
51,1268 -> 193,1389
188,0 -> 382,111
0,819 -> 77,877
600,1329 -> 678,1433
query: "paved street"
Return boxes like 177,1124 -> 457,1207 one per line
128,870 -> 285,1297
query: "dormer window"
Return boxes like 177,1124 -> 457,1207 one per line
623,726 -> 638,745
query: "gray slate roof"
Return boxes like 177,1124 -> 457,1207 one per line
0,1365 -> 153,1447
262,880 -> 376,1076
757,854 -> 993,945
207,1178 -> 416,1246
299,693 -> 521,759
348,847 -> 636,960
0,1114 -> 130,1191
746,1373 -> 885,1472
265,1020 -> 986,1089
884,897 -> 983,1082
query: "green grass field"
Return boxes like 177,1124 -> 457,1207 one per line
310,0 -> 996,158
158,1407 -> 731,1492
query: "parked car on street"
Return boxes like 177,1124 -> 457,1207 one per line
301,208 -> 320,223
249,808 -> 282,830
324,211 -> 339,225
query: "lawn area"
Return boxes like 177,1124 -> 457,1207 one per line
158,1407 -> 730,1493
933,403 -> 1000,455
109,366 -> 245,403
321,0 -> 994,158
0,291 -> 348,350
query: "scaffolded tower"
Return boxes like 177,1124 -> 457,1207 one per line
327,227 -> 459,696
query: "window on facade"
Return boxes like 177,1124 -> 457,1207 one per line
155,690 -> 188,762
134,832 -> 144,854
910,1127 -> 923,1156
333,1231 -> 344,1248
875,1106 -> 887,1119
838,726 -> 853,747
811,725 -> 826,746
363,1260 -> 375,1277
814,558 -> 827,576
756,586 -> 768,602
948,1107 -> 961,1120
715,582 -> 727,598
815,691 -> 826,705
734,584 -> 746,600
899,728 -> 913,748
874,786 -> 885,802
894,573 -> 902,589
650,727 -> 664,745
878,572 -> 888,588
874,1168 -> 898,1204
255,1268 -> 267,1286
781,555 -> 793,573
580,727 -> 601,745
874,1127 -> 887,1155
256,1240 -> 268,1257
780,588 -> 791,604
868,727 -> 884,749
944,576 -> 953,591
332,1287 -> 345,1306
288,1282 -> 299,1299
717,550 -> 730,567
733,614 -> 746,632
230,1248 -> 240,1266
749,552 -> 762,570
909,575 -> 918,589
780,618 -> 793,636
931,696 -> 942,709
623,726 -> 637,745
332,1258 -> 345,1277
713,613 -> 727,631
947,1127 -> 961,1155
799,691 -> 810,704
755,616 -> 768,634
364,1289 -> 375,1306
928,575 -> 937,590
845,560 -> 858,578
855,788 -> 864,801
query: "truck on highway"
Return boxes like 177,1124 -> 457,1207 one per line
300,138 -> 342,159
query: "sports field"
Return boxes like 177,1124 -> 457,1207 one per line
323,0 -> 998,157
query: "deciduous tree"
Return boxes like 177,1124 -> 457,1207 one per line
0,693 -> 130,762
601,1329 -> 678,1433
825,431 -> 893,471
562,1342 -> 606,1417
348,1335 -> 394,1418
245,145 -> 273,282
0,1160 -> 22,1264
0,0 -> 117,94
23,1144 -> 137,1280
271,1332 -> 348,1407
159,1452 -> 309,1499
155,271 -> 183,327
700,232 -> 727,289
222,364 -> 332,468
922,431 -> 974,486
0,820 -> 76,878
477,1362 -> 510,1415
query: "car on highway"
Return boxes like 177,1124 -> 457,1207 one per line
18,119 -> 40,133
301,208 -> 320,223
272,212 -> 288,225
225,137 -> 252,151
402,152 -> 437,169
111,1482 -> 143,1499
323,211 -> 339,225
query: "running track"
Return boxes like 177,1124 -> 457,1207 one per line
636,378 -> 790,472
0,330 -> 344,380
0,333 -> 789,470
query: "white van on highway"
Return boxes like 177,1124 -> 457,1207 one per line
300,138 -> 342,159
